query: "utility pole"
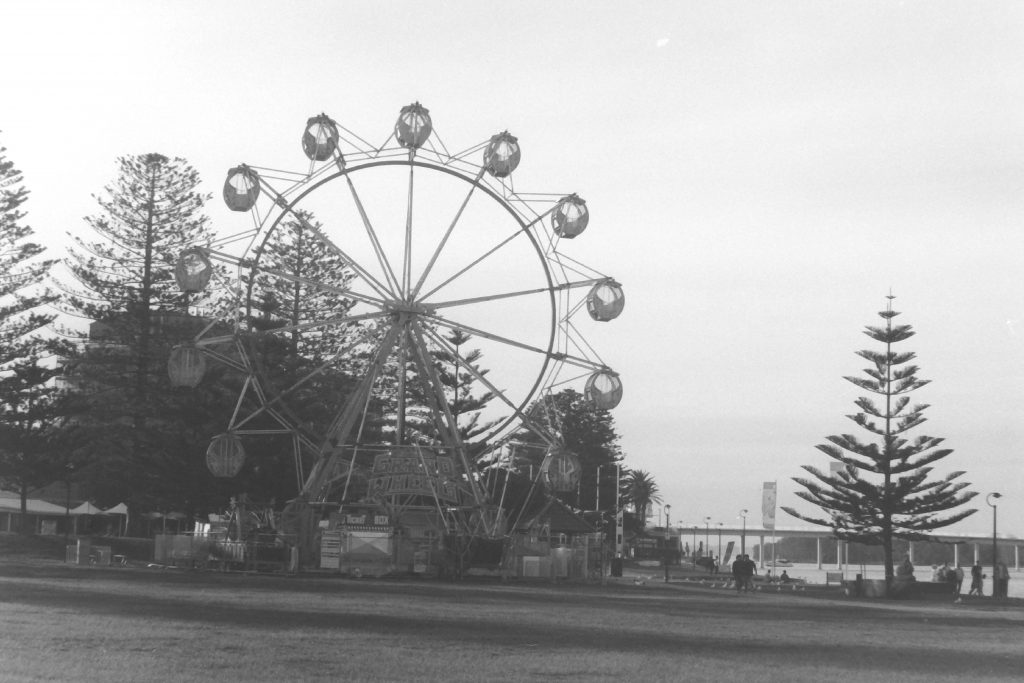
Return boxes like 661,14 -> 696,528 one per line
664,504 -> 672,583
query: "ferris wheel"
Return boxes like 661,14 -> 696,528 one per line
172,103 -> 623,542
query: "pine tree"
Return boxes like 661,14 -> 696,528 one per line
782,296 -> 977,591
431,329 -> 498,450
247,211 -> 355,357
515,388 -> 624,510
60,153 -> 226,511
0,137 -> 67,530
243,210 -> 358,439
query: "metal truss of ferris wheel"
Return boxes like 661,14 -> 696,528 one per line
177,103 -> 624,537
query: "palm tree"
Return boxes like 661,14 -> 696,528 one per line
622,469 -> 661,530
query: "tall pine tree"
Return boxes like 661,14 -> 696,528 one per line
61,153 -> 226,513
782,296 -> 976,591
0,137 -> 67,530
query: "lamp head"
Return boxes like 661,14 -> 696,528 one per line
987,492 -> 1003,507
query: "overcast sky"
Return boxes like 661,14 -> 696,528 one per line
4,0 -> 1023,541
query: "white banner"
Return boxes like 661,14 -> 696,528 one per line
762,482 -> 777,530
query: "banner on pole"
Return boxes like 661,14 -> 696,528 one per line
615,509 -> 624,556
762,481 -> 777,530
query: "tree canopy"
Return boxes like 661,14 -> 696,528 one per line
513,388 -> 624,511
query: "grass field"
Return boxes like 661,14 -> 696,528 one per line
1,534 -> 1022,682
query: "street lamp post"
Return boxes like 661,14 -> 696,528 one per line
664,504 -> 672,583
704,516 -> 711,557
987,492 -> 1002,598
739,509 -> 748,556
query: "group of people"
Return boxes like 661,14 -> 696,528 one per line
934,560 -> 1011,600
981,561 -> 1012,598
932,562 -> 967,602
730,554 -> 758,593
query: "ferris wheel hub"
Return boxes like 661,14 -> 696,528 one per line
385,301 -> 435,317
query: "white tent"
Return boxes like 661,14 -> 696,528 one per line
103,503 -> 129,536
69,501 -> 109,536
70,501 -> 106,516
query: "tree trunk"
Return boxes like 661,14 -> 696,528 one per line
18,478 -> 30,535
882,529 -> 894,598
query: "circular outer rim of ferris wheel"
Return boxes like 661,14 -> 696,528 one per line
238,157 -> 559,447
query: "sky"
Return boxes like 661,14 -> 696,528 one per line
3,0 -> 1023,542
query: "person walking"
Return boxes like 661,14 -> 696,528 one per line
740,554 -> 756,592
731,555 -> 744,594
968,561 -> 984,597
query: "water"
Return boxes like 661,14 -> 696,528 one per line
766,562 -> 1022,599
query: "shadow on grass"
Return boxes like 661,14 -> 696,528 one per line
2,564 -> 1022,677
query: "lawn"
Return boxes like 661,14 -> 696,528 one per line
1,534 -> 1022,682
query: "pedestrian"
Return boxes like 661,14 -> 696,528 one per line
952,564 -> 964,602
741,554 -> 756,592
731,554 -> 744,594
968,561 -> 983,597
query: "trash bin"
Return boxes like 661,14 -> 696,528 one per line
611,557 -> 623,577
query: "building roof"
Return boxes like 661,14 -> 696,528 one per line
0,490 -> 125,516
0,490 -> 70,515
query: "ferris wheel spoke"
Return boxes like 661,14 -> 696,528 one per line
420,324 -> 557,449
258,178 -> 395,300
264,326 -> 383,409
259,307 -> 389,339
424,313 -> 606,374
418,229 -> 521,302
402,161 -> 414,298
239,256 -> 388,310
410,167 -> 486,300
416,209 -> 552,303
408,320 -> 488,507
314,322 -> 404,473
341,173 -> 402,297
395,329 -> 408,444
429,277 -> 606,311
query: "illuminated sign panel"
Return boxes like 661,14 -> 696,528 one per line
368,452 -> 462,503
